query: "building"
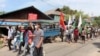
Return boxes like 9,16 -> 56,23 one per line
0,6 -> 52,35
45,8 -> 66,24
0,6 -> 52,26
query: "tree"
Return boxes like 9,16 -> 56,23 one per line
0,11 -> 5,15
61,6 -> 89,19
94,16 -> 100,27
61,6 -> 70,14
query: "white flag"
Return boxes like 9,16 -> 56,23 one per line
78,15 -> 82,28
72,15 -> 75,23
68,15 -> 72,27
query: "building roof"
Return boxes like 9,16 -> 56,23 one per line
45,8 -> 65,16
0,6 -> 52,20
84,18 -> 92,23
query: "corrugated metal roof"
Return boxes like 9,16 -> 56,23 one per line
45,8 -> 65,16
0,6 -> 53,20
0,19 -> 58,26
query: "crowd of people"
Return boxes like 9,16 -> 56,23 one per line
3,22 -> 100,56
64,26 -> 100,44
7,23 -> 44,56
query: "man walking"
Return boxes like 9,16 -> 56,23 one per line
7,26 -> 14,50
33,23 -> 44,56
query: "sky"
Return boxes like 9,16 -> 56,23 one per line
0,0 -> 100,16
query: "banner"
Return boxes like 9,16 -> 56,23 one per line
68,15 -> 72,27
28,13 -> 37,21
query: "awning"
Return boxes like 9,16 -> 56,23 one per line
0,19 -> 57,26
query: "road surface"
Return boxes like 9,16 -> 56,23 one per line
0,36 -> 100,56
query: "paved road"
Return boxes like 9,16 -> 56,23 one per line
0,36 -> 100,56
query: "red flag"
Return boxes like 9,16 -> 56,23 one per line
59,12 -> 66,30
28,13 -> 37,21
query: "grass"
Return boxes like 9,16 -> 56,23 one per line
0,40 -> 3,48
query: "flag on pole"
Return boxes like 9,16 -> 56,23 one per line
68,15 -> 72,27
72,15 -> 75,23
81,19 -> 86,28
80,19 -> 87,33
78,15 -> 82,28
72,19 -> 77,29
59,12 -> 66,30
72,15 -> 76,29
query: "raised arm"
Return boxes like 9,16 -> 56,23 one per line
29,22 -> 34,30
6,26 -> 9,30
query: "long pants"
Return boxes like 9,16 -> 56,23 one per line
23,42 -> 34,56
8,39 -> 12,50
90,33 -> 92,39
74,36 -> 78,43
86,33 -> 89,39
23,42 -> 30,55
33,47 -> 43,56
60,34 -> 64,42
18,42 -> 23,54
66,35 -> 72,42
13,40 -> 20,51
30,43 -> 35,56
92,32 -> 95,37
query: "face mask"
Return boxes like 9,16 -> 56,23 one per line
35,26 -> 38,29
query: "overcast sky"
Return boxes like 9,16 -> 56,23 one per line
0,0 -> 100,16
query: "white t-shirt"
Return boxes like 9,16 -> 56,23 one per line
65,29 -> 69,35
98,29 -> 100,32
8,28 -> 14,39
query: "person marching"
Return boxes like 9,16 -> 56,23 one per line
60,28 -> 64,42
65,27 -> 73,43
68,26 -> 73,43
33,23 -> 44,56
17,26 -> 25,55
23,25 -> 35,56
7,26 -> 14,50
81,28 -> 86,43
90,27 -> 93,39
65,27 -> 69,43
73,27 -> 79,43
86,27 -> 90,40
13,26 -> 20,52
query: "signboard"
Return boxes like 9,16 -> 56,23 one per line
28,13 -> 37,21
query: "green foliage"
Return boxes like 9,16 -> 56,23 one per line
94,16 -> 100,27
61,6 -> 89,19
0,40 -> 3,48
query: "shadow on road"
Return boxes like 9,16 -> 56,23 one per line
93,42 -> 100,48
93,42 -> 100,53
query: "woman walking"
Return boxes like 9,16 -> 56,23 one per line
74,27 -> 79,43
23,26 -> 35,56
13,26 -> 20,52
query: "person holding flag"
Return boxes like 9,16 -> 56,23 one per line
78,15 -> 82,35
78,15 -> 82,29
59,11 -> 66,42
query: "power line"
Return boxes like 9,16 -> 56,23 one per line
40,0 -> 60,8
